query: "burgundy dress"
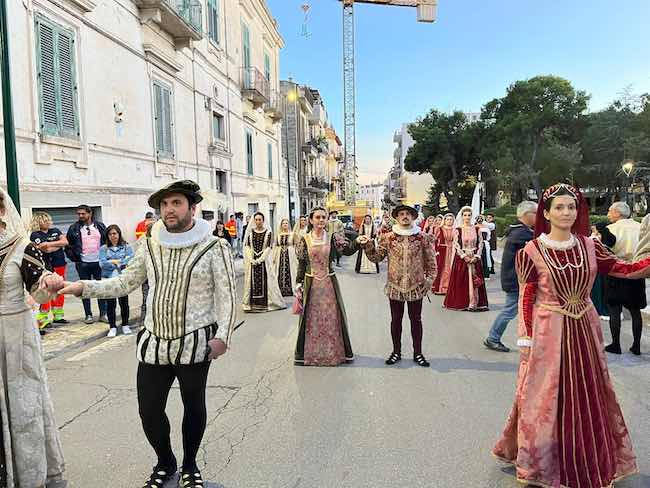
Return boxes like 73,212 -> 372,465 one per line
432,226 -> 454,295
493,235 -> 643,488
443,226 -> 488,310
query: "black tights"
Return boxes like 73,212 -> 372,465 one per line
608,304 -> 643,349
137,361 -> 211,472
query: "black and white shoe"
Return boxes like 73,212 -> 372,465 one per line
385,352 -> 401,365
142,466 -> 176,488
179,470 -> 204,488
413,354 -> 430,367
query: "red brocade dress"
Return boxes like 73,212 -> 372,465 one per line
432,226 -> 454,295
443,226 -> 489,310
493,234 -> 645,488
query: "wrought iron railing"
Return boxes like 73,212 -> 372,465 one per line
165,0 -> 202,33
241,67 -> 270,100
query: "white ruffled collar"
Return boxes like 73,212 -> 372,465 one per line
539,233 -> 577,250
392,224 -> 421,236
155,218 -> 212,249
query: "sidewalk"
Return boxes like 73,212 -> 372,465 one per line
42,257 -> 245,360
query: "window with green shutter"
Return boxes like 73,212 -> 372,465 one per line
153,80 -> 174,159
267,142 -> 273,179
246,130 -> 254,175
35,15 -> 79,139
207,0 -> 220,45
212,112 -> 225,141
242,23 -> 250,68
264,53 -> 271,82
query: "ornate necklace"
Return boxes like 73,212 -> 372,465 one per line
538,233 -> 584,270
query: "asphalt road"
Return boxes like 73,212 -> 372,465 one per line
46,257 -> 650,487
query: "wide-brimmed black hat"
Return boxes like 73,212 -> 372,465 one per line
148,180 -> 203,209
391,204 -> 418,219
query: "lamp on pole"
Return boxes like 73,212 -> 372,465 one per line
0,0 -> 20,211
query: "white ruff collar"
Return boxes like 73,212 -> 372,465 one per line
156,218 -> 212,249
392,224 -> 421,236
539,233 -> 577,250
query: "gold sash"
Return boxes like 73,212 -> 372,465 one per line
539,302 -> 590,320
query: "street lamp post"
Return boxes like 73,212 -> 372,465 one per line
0,0 -> 20,211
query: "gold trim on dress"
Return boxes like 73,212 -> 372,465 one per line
539,302 -> 590,320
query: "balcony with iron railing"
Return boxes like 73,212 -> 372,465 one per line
241,67 -> 270,108
136,0 -> 202,48
263,90 -> 283,122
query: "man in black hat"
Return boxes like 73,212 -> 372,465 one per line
358,204 -> 437,367
60,180 -> 236,488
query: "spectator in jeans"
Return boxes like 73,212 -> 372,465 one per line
66,204 -> 108,323
30,212 -> 69,332
483,201 -> 537,352
99,225 -> 133,337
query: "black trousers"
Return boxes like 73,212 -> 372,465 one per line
76,262 -> 107,317
608,304 -> 643,349
106,296 -> 129,328
137,361 -> 211,472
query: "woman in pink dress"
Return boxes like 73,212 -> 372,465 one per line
443,206 -> 489,311
294,207 -> 357,366
432,213 -> 455,295
493,183 -> 646,488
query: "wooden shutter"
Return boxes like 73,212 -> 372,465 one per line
35,16 -> 79,139
35,18 -> 60,136
267,142 -> 273,178
161,86 -> 173,157
264,53 -> 271,82
57,30 -> 78,138
153,83 -> 164,156
242,23 -> 250,68
246,131 -> 253,175
208,0 -> 220,44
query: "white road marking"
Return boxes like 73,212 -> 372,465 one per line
66,335 -> 133,362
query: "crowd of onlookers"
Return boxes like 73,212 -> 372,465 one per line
30,206 -> 254,338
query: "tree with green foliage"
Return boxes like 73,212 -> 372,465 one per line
405,110 -> 481,212
482,75 -> 589,200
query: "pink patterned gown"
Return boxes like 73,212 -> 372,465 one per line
303,240 -> 346,366
493,235 -> 644,488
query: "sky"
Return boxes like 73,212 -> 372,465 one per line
266,0 -> 650,184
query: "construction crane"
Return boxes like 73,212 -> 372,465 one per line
340,0 -> 437,205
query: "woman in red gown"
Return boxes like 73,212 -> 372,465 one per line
493,184 -> 644,488
432,213 -> 455,295
443,206 -> 489,311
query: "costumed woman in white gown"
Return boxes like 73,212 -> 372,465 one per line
242,212 -> 286,312
0,188 -> 66,488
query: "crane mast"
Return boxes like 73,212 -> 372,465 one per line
342,0 -> 356,205
339,0 -> 436,206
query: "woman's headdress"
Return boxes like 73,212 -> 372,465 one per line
534,183 -> 590,237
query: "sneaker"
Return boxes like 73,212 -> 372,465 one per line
484,338 -> 511,353
84,315 -> 94,324
122,325 -> 133,335
106,328 -> 117,338
600,315 -> 610,321
99,315 -> 109,323
52,318 -> 70,325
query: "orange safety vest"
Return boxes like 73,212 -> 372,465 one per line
225,220 -> 236,236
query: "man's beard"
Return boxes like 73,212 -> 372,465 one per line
164,213 -> 192,232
